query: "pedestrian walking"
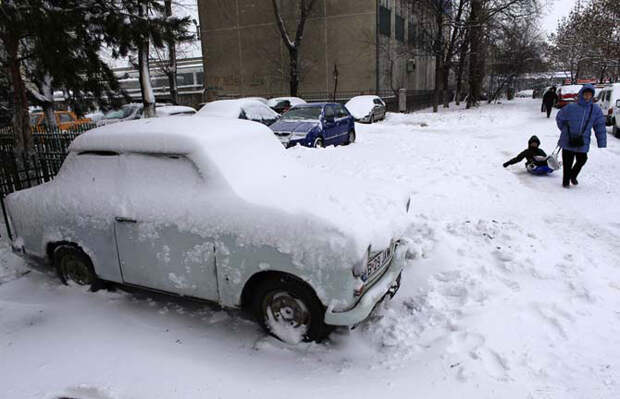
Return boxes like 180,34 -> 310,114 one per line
542,86 -> 558,118
555,84 -> 606,188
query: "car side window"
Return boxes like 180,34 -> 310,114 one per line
373,98 -> 383,105
58,113 -> 73,123
335,104 -> 348,118
324,106 -> 335,119
123,153 -> 203,191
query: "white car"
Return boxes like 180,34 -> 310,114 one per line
345,95 -> 386,123
196,99 -> 279,126
267,97 -> 307,113
154,105 -> 196,117
595,83 -> 620,133
4,117 -> 412,343
97,103 -> 171,126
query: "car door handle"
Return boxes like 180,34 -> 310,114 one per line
115,217 -> 137,223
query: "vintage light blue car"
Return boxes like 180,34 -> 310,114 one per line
269,103 -> 356,148
5,117 -> 411,343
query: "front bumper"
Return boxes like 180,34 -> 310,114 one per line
324,243 -> 407,326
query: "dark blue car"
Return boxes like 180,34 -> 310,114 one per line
269,103 -> 356,148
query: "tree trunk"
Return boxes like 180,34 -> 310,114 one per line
139,38 -> 156,118
289,47 -> 299,96
165,0 -> 178,105
6,35 -> 32,154
40,73 -> 57,129
455,29 -> 469,106
467,0 -> 482,109
441,65 -> 450,108
432,10 -> 444,113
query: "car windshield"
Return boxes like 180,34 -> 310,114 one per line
104,105 -> 137,119
280,106 -> 322,121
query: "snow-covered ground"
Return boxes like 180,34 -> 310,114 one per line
1,98 -> 619,399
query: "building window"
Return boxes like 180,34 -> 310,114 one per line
176,72 -> 195,87
395,15 -> 405,42
408,20 -> 415,45
379,6 -> 391,37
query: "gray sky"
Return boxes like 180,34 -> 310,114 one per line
540,0 -> 579,35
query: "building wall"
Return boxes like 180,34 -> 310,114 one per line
198,0 -> 434,100
199,0 -> 376,99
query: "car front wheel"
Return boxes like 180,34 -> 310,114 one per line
613,124 -> 619,138
254,276 -> 331,343
312,137 -> 324,148
345,129 -> 355,145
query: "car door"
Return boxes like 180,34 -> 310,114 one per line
322,105 -> 338,144
334,104 -> 350,143
114,153 -> 219,301
373,98 -> 386,119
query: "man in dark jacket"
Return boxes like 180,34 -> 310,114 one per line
542,87 -> 558,118
503,136 -> 547,168
556,84 -> 606,188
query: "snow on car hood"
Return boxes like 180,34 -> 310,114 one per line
270,120 -> 319,133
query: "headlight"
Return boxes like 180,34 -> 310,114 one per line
291,131 -> 307,138
352,245 -> 370,278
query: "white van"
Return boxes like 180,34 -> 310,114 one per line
596,83 -> 620,135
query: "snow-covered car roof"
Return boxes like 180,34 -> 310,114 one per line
345,95 -> 384,119
155,105 -> 196,117
196,99 -> 279,121
239,97 -> 269,105
69,117 -> 410,258
558,85 -> 583,94
267,97 -> 307,107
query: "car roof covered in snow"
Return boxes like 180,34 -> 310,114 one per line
70,117 -> 277,156
196,99 -> 278,120
267,97 -> 306,107
155,105 -> 196,117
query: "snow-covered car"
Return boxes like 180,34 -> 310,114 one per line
556,85 -> 582,108
154,105 -> 196,117
196,99 -> 279,126
345,95 -> 386,123
270,103 -> 356,148
595,83 -> 620,128
4,117 -> 411,343
267,97 -> 307,114
515,89 -> 534,98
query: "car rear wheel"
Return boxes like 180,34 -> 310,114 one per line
312,137 -> 324,148
253,276 -> 331,343
54,246 -> 98,289
369,114 -> 375,124
614,124 -> 620,138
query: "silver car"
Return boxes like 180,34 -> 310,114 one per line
4,117 -> 411,343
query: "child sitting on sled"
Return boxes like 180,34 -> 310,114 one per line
503,135 -> 557,175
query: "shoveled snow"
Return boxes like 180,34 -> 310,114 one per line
1,98 -> 619,398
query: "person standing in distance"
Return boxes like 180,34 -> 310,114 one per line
555,84 -> 606,188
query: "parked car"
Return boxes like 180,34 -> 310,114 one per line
595,83 -> 620,127
555,85 -> 582,108
154,105 -> 196,117
270,103 -> 356,148
4,117 -> 412,343
515,89 -> 534,98
196,99 -> 279,126
267,97 -> 307,114
30,111 -> 92,132
96,103 -> 173,127
345,95 -> 386,123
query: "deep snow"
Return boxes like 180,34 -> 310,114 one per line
1,98 -> 619,399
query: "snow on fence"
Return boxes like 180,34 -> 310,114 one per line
0,123 -> 96,196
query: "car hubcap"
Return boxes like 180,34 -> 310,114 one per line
60,255 -> 93,285
314,139 -> 323,148
349,132 -> 355,142
262,291 -> 310,343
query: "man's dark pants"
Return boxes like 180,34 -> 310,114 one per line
562,149 -> 588,185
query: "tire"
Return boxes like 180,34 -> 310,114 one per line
312,137 -> 324,148
54,246 -> 99,290
253,276 -> 331,343
614,124 -> 620,138
369,114 -> 375,124
344,129 -> 356,145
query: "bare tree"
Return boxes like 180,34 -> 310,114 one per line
164,0 -> 178,105
271,0 -> 318,96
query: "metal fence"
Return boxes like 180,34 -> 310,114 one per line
0,124 -> 95,196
